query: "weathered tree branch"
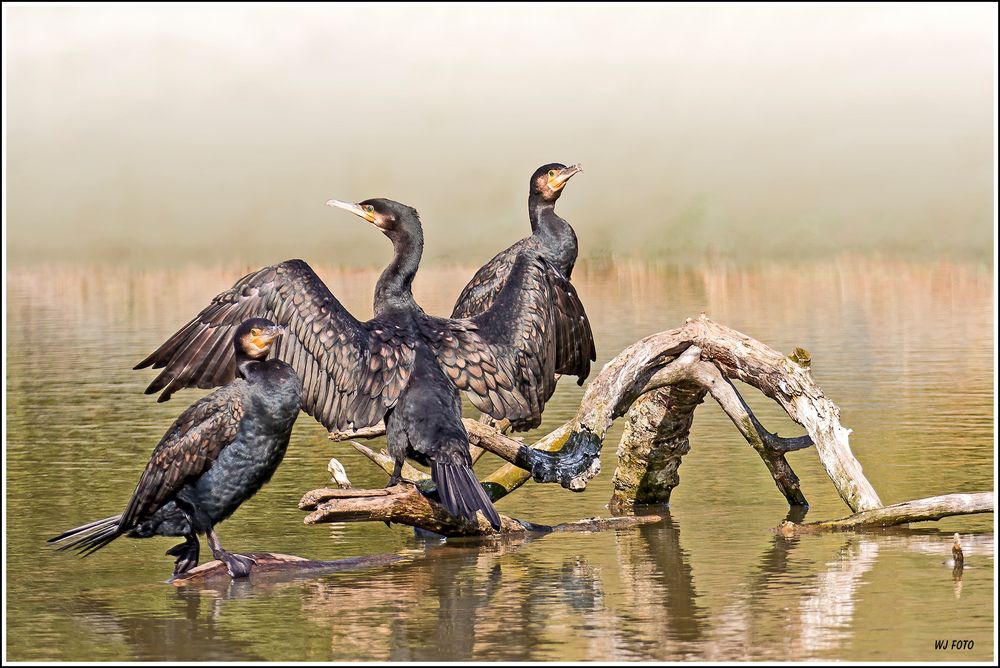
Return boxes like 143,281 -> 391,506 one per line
610,345 -> 811,508
347,423 -> 582,502
328,424 -> 387,442
298,483 -> 667,537
351,442 -> 431,484
532,315 -> 880,513
777,493 -> 995,535
610,384 -> 705,510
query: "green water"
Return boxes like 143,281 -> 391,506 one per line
4,259 -> 995,661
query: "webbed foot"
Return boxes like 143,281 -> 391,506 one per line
166,536 -> 199,576
218,551 -> 256,579
206,528 -> 256,579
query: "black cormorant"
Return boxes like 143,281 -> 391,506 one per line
451,163 -> 596,384
50,319 -> 301,578
133,199 -> 584,529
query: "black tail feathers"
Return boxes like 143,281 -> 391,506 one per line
48,514 -> 123,557
431,463 -> 502,530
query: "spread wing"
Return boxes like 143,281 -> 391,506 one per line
419,314 -> 533,428
452,245 -> 595,384
430,253 -> 589,431
119,384 -> 245,529
451,243 -> 522,320
135,259 -> 415,431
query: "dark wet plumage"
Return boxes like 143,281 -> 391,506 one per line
51,319 -> 302,578
452,163 -> 596,386
133,198 -> 579,529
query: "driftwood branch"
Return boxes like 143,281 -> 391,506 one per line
610,384 -> 705,510
299,483 -> 666,537
351,442 -> 431,483
610,346 -> 810,509
777,492 -> 995,535
530,315 -> 880,513
340,418 -> 587,501
169,551 -> 409,586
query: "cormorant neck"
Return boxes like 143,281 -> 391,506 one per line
374,227 -> 423,317
528,193 -> 570,237
235,351 -> 261,379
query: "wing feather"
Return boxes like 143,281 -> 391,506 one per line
136,259 -> 415,431
451,244 -> 596,387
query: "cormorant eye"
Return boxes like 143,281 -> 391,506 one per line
548,170 -> 557,178
365,205 -> 375,214
250,328 -> 261,337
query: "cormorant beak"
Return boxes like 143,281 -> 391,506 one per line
254,324 -> 285,349
326,199 -> 377,224
549,163 -> 583,191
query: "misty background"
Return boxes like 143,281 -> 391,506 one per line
4,3 -> 996,267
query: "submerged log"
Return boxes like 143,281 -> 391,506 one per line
777,492 -> 995,535
169,551 -> 409,586
298,483 -> 667,537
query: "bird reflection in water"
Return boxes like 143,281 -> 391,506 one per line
65,590 -> 263,661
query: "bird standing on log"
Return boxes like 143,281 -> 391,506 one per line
50,319 -> 301,579
134,198 -> 585,529
452,163 -> 596,385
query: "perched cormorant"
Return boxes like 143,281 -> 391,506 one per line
50,319 -> 301,578
452,163 -> 596,384
134,199 -> 585,529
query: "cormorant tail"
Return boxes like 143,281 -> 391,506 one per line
431,463 -> 502,530
48,514 -> 123,557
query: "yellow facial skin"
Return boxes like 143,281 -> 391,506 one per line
545,164 -> 583,192
326,200 -> 382,227
243,326 -> 283,359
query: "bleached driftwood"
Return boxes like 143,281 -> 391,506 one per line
528,315 -> 877,513
777,492 -> 995,535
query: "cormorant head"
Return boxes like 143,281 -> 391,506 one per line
326,197 -> 422,243
234,318 -> 284,360
530,163 -> 583,202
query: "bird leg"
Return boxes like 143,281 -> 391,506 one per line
206,528 -> 255,578
386,459 -> 404,488
166,534 -> 200,577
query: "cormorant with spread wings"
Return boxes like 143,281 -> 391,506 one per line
451,163 -> 596,385
135,198 -> 587,529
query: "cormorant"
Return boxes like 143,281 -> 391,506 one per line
451,163 -> 596,384
50,319 -> 301,578
134,199 -> 585,530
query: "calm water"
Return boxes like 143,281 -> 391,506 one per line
5,258 -> 995,661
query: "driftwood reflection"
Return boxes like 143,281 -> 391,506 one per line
60,524 -> 994,661
612,511 -> 705,652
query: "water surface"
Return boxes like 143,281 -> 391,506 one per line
5,258 -> 994,661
